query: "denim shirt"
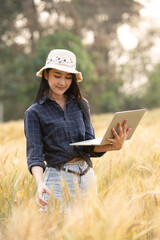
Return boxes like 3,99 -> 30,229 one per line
24,95 -> 105,174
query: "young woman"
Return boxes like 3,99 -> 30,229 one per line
24,49 -> 131,212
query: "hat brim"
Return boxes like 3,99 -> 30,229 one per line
36,64 -> 83,82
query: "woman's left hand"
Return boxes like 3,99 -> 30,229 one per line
94,120 -> 132,153
106,120 -> 132,150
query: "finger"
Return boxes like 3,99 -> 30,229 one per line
37,197 -> 48,208
40,205 -> 46,210
37,200 -> 47,209
37,191 -> 48,204
122,120 -> 127,133
38,196 -> 48,205
44,186 -> 51,195
112,128 -> 119,138
126,127 -> 132,135
117,122 -> 123,136
106,137 -> 115,143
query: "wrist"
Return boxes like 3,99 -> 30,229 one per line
31,166 -> 44,187
94,144 -> 116,153
94,145 -> 109,153
36,180 -> 44,188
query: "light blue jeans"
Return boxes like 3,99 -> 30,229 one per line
42,160 -> 96,212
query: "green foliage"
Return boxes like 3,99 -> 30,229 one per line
100,75 -> 124,112
0,31 -> 97,120
34,31 -> 96,84
143,64 -> 160,108
89,74 -> 124,113
1,0 -> 158,121
122,95 -> 146,110
31,31 -> 97,106
0,54 -> 38,120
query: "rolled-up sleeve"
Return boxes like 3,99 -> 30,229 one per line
24,109 -> 46,174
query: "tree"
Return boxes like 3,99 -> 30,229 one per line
143,64 -> 160,108
0,0 -> 145,120
0,31 -> 97,120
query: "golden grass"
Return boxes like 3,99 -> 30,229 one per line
1,108 -> 160,239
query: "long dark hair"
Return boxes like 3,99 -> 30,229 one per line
34,69 -> 82,103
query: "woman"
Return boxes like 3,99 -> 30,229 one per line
24,49 -> 131,212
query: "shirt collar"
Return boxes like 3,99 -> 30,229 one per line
39,94 -> 75,105
39,95 -> 49,104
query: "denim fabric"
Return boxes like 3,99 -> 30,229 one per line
42,160 -> 96,213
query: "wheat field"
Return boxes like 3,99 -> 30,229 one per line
0,108 -> 160,240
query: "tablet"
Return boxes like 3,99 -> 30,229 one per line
70,109 -> 146,146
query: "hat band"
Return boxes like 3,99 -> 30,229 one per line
46,62 -> 76,70
46,56 -> 76,68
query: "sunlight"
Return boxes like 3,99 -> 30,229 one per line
117,24 -> 138,50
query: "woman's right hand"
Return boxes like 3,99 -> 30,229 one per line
36,182 -> 51,209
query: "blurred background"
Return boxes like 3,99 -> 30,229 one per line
0,0 -> 160,121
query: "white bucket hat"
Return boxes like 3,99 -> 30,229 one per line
36,49 -> 83,82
